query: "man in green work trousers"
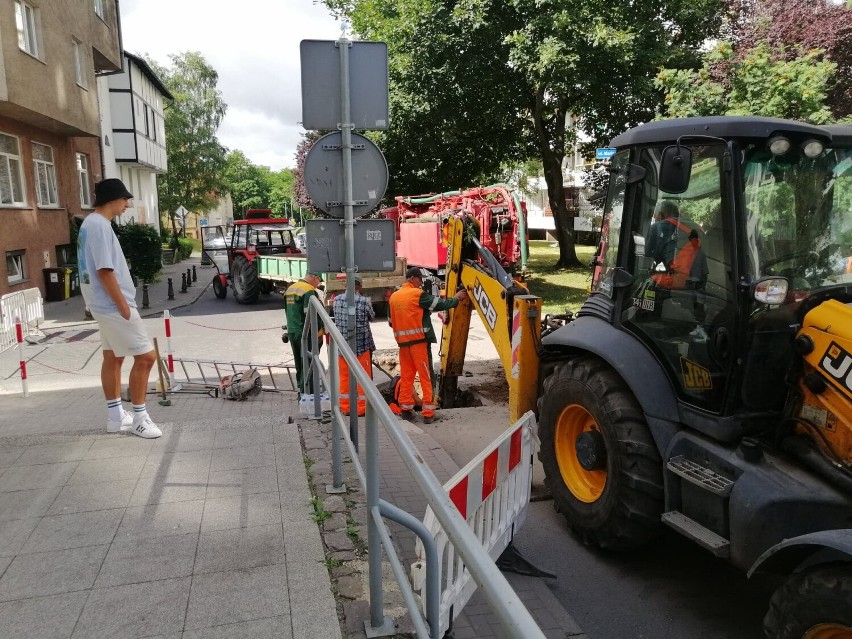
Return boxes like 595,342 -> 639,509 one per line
284,272 -> 324,393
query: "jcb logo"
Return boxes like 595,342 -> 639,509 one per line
473,279 -> 497,330
681,357 -> 712,390
820,342 -> 852,393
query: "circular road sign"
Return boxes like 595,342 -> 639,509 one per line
303,131 -> 388,218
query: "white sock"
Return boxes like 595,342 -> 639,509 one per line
132,403 -> 148,422
107,398 -> 124,421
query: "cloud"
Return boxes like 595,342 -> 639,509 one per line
119,0 -> 341,170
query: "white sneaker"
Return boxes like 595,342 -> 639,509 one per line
107,410 -> 133,433
130,416 -> 162,439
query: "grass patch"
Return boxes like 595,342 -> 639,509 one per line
525,240 -> 596,315
311,497 -> 331,525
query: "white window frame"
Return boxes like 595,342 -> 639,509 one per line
77,153 -> 92,208
14,1 -> 39,58
6,250 -> 26,285
0,132 -> 26,206
72,39 -> 87,88
93,0 -> 105,20
32,142 -> 59,208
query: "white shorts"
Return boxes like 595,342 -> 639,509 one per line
91,308 -> 153,357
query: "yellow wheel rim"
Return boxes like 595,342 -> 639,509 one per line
555,403 -> 607,503
804,623 -> 852,639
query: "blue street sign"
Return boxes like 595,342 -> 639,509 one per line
596,147 -> 617,161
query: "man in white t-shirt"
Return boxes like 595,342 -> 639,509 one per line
77,179 -> 161,438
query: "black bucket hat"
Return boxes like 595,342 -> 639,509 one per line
93,178 -> 134,206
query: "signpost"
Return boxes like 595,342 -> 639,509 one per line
595,147 -> 617,161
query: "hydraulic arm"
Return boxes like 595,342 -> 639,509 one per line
437,217 -> 541,423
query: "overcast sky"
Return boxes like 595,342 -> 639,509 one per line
119,0 -> 341,171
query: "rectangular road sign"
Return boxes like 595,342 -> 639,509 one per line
595,147 -> 617,161
300,40 -> 389,131
305,218 -> 396,273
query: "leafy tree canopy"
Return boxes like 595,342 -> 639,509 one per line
148,51 -> 228,233
324,0 -> 724,267
657,42 -> 837,122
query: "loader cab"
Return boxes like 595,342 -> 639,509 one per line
592,117 -> 850,434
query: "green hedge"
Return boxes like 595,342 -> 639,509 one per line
177,237 -> 194,259
116,223 -> 163,283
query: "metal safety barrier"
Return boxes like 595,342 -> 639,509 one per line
0,288 -> 44,354
302,296 -> 545,639
168,357 -> 297,392
411,412 -> 537,637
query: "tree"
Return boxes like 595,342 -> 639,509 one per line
149,52 -> 228,234
657,42 -> 837,122
723,0 -> 852,117
325,0 -> 724,267
293,131 -> 324,219
223,150 -> 271,218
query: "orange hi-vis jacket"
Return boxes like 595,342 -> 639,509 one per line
652,236 -> 702,289
389,284 -> 429,347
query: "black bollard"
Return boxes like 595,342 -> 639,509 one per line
180,273 -> 187,293
142,283 -> 149,309
167,278 -> 175,300
192,265 -> 197,282
186,268 -> 192,287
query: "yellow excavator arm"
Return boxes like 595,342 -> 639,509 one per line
437,217 -> 542,423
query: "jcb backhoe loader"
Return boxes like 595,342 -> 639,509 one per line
437,117 -> 852,638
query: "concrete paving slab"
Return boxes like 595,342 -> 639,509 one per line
206,465 -> 278,499
212,424 -> 273,449
116,499 -> 204,540
128,473 -> 208,507
194,524 -> 286,575
94,531 -> 198,588
0,486 -> 61,521
20,508 -> 124,554
200,491 -> 282,532
84,436 -> 155,460
67,455 -> 146,484
12,439 -> 94,466
184,564 -> 290,631
72,576 -> 192,638
181,615 -> 293,639
0,544 -> 108,601
0,447 -> 25,468
47,478 -> 136,515
0,461 -> 78,492
157,429 -> 215,452
0,517 -> 42,556
0,590 -> 89,639
210,444 -> 276,472
141,449 -> 213,476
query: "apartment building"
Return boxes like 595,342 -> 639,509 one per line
99,51 -> 171,233
0,0 -> 122,297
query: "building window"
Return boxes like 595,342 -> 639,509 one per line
72,40 -> 86,88
93,0 -> 105,20
0,133 -> 26,206
77,153 -> 91,207
6,250 -> 26,284
32,142 -> 58,207
14,1 -> 39,58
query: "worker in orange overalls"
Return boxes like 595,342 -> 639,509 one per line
389,267 -> 467,423
332,274 -> 375,416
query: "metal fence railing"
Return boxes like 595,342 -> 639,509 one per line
1,288 -> 44,354
301,296 -> 545,639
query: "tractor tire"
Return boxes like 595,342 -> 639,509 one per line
212,276 -> 227,299
763,563 -> 852,638
231,255 -> 260,304
537,356 -> 664,551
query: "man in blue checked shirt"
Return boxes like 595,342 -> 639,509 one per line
332,274 -> 375,416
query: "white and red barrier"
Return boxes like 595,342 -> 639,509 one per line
15,315 -> 29,397
1,287 -> 44,354
163,309 -> 174,373
411,411 -> 538,636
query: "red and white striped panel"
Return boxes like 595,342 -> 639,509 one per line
448,426 -> 523,520
510,307 -> 522,379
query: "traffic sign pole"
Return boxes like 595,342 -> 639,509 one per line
338,37 -> 360,451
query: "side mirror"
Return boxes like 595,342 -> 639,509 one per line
660,145 -> 692,194
753,277 -> 788,305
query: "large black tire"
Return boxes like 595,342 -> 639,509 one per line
212,276 -> 227,299
231,255 -> 260,304
537,356 -> 664,551
764,563 -> 852,638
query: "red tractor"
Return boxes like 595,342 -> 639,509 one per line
202,209 -> 303,304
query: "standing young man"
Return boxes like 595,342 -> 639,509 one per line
284,271 -> 324,393
77,179 -> 161,438
389,267 -> 467,423
332,274 -> 375,416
